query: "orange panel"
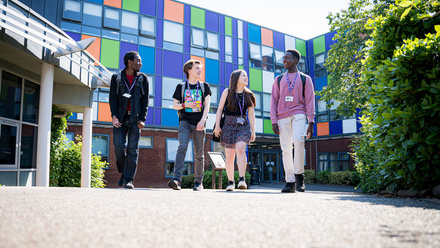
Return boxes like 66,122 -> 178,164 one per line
98,102 -> 113,122
190,56 -> 205,82
164,0 -> 184,23
82,35 -> 101,66
104,0 -> 121,8
261,28 -> 273,47
317,122 -> 329,136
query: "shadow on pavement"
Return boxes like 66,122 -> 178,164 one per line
333,195 -> 440,210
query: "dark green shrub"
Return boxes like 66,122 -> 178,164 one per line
182,170 -> 251,189
316,170 -> 331,184
304,170 -> 316,184
328,171 -> 355,185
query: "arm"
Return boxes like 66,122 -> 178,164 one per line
248,105 -> 256,142
270,78 -> 281,134
138,75 -> 150,129
305,76 -> 316,139
213,89 -> 228,137
109,74 -> 121,128
196,94 -> 211,131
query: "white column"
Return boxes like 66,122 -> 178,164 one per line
81,106 -> 93,188
36,62 -> 54,187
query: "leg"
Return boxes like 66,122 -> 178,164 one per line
278,116 -> 295,183
235,142 -> 247,178
173,121 -> 191,182
123,123 -> 141,180
113,125 -> 128,175
292,114 -> 306,175
192,125 -> 206,184
224,148 -> 236,181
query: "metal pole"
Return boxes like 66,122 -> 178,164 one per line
81,106 -> 93,188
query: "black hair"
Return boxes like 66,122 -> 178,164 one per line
286,49 -> 301,61
124,51 -> 140,67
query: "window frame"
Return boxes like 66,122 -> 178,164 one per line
165,138 -> 194,178
139,15 -> 156,38
91,134 -> 110,169
139,136 -> 153,149
62,0 -> 82,22
103,6 -> 121,30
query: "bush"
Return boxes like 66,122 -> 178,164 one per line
304,170 -> 316,184
316,170 -> 331,184
328,171 -> 355,186
181,170 -> 251,189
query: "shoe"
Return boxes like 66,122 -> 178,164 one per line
281,182 -> 296,193
238,179 -> 247,190
118,175 -> 124,187
193,182 -> 203,191
168,179 -> 181,190
295,174 -> 305,192
226,181 -> 235,191
124,179 -> 134,189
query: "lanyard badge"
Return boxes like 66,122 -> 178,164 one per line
285,72 -> 299,102
123,76 -> 138,98
236,93 -> 245,125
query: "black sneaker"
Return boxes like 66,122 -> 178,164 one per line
193,182 -> 203,191
124,178 -> 134,189
226,181 -> 235,191
295,174 -> 305,192
281,182 -> 296,193
168,179 -> 181,190
118,175 -> 124,187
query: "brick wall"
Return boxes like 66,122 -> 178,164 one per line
305,137 -> 354,171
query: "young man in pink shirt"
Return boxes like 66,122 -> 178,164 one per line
270,49 -> 315,193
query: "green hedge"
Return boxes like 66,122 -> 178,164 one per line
305,169 -> 360,186
181,170 -> 251,189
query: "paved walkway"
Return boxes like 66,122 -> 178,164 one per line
1,184 -> 439,248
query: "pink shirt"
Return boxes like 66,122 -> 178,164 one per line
270,72 -> 315,124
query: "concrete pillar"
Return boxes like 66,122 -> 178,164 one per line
81,106 -> 93,188
36,62 -> 54,187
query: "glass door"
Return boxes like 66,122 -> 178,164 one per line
261,150 -> 279,183
0,120 -> 19,169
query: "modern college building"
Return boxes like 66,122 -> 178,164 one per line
0,0 -> 361,187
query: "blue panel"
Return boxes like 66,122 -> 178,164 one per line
140,0 -> 156,16
219,34 -> 225,61
315,77 -> 327,92
232,19 -> 237,37
307,40 -> 313,58
155,108 -> 161,125
44,0 -> 59,24
219,15 -> 225,34
313,123 -> 317,137
30,0 -> 44,16
243,22 -> 248,40
156,0 -> 164,18
219,61 -> 225,85
146,108 -> 153,125
220,85 -> 225,94
184,54 -> 190,63
139,46 -> 155,75
308,57 -> 315,79
163,50 -> 183,78
184,26 -> 190,54
329,120 -> 343,135
156,19 -> 163,49
205,11 -> 219,32
225,63 -> 233,86
243,41 -> 249,65
155,48 -> 162,75
69,113 -> 77,119
119,42 -> 138,70
184,5 -> 191,25
233,64 -> 239,71
325,31 -> 337,51
87,0 -> 103,3
232,37 -> 238,64
273,31 -> 284,51
155,76 -> 162,107
248,23 -> 261,43
64,31 -> 81,42
205,59 -> 219,84
162,109 -> 179,127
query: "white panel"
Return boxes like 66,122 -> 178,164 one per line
255,118 -> 263,133
262,70 -> 275,93
285,35 -> 296,50
343,118 -> 357,134
92,102 -> 98,121
206,113 -> 216,130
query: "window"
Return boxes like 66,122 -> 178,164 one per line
165,138 -> 194,178
162,77 -> 181,109
262,46 -> 273,71
190,29 -> 219,59
206,32 -> 219,51
121,11 -> 138,35
225,36 -> 232,63
0,71 -> 22,120
20,125 -> 37,169
140,15 -> 155,37
237,20 -> 243,39
139,136 -> 153,148
315,53 -> 326,78
63,0 -> 82,22
318,152 -> 350,172
22,80 -> 40,124
83,2 -> 102,28
121,33 -> 138,44
103,7 -> 121,30
209,86 -> 218,114
298,57 -> 307,73
262,93 -> 271,118
274,50 -> 284,74
98,88 -> 109,103
92,134 -> 109,167
0,123 -> 17,165
249,43 -> 261,69
254,92 -> 262,118
163,21 -> 183,52
191,28 -> 205,47
147,75 -> 154,107
238,39 -> 244,65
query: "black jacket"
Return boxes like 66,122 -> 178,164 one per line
109,69 -> 149,123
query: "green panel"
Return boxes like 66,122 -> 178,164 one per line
191,7 -> 205,29
122,0 -> 139,12
225,16 -> 232,36
313,35 -> 326,55
101,39 -> 120,69
238,65 -> 243,70
263,119 -> 275,134
249,68 -> 262,92
296,39 -> 307,57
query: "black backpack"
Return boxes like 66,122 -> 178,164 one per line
276,72 -> 307,99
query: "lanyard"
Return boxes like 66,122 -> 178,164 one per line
186,81 -> 200,98
236,92 -> 245,117
286,72 -> 299,94
124,76 -> 138,93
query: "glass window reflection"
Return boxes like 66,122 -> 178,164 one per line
0,71 -> 22,120
22,80 -> 39,124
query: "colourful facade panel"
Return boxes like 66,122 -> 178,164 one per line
140,0 -> 156,16
205,11 -> 219,32
224,16 -> 232,36
139,45 -> 155,75
296,39 -> 306,57
249,68 -> 262,92
263,119 -> 274,134
104,0 -> 121,8
163,50 -> 183,79
122,0 -> 139,12
329,120 -> 343,135
191,7 -> 205,29
205,59 -> 219,85
315,77 -> 327,92
273,31 -> 284,51
164,0 -> 184,24
248,23 -> 260,44
162,109 -> 178,127
261,28 -> 273,47
313,35 -> 326,55
98,102 -> 112,122
317,122 -> 329,136
101,38 -> 120,69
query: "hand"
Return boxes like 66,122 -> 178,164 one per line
137,121 -> 145,129
213,126 -> 222,137
272,123 -> 280,135
185,102 -> 197,109
250,132 -> 256,142
306,123 -> 314,139
112,116 -> 122,128
196,119 -> 205,131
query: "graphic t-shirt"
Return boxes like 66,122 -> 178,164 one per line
173,82 -> 212,125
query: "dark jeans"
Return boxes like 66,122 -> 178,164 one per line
173,120 -> 206,183
113,117 -> 140,180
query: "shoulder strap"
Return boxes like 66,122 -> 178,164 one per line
180,82 -> 186,103
300,72 -> 306,99
276,73 -> 284,91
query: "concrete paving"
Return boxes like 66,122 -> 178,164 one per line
1,184 -> 439,248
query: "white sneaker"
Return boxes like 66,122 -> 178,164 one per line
226,181 -> 235,191
238,180 -> 247,189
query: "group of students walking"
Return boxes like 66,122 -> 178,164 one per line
109,49 -> 315,193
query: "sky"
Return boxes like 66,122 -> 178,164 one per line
178,0 -> 352,40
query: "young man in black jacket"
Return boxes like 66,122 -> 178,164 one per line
109,51 -> 149,189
